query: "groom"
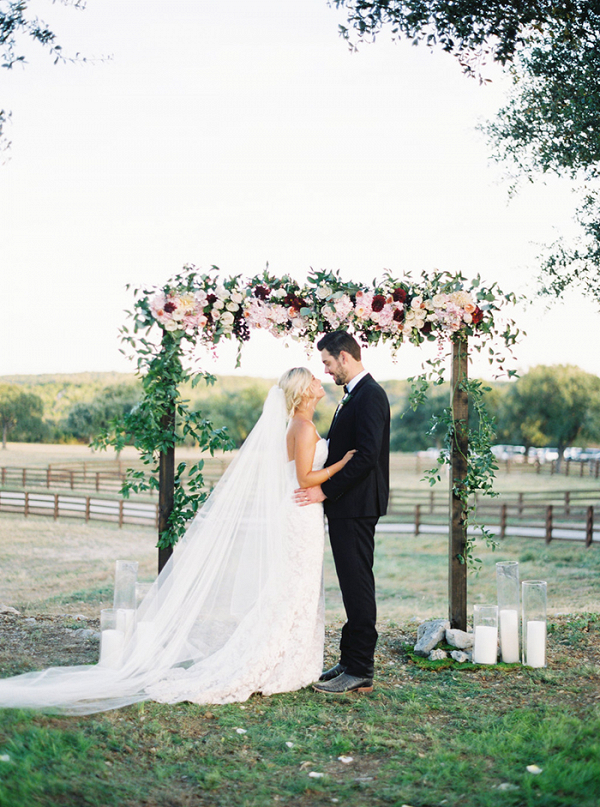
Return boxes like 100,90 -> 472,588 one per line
297,331 -> 390,694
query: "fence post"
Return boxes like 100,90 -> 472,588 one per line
54,493 -> 59,520
545,505 -> 553,544
518,492 -> 524,517
118,499 -> 124,528
429,489 -> 434,514
595,460 -> 599,479
580,461 -> 584,477
415,503 -> 421,536
535,459 -> 541,475
85,497 -> 90,522
500,503 -> 507,539
565,460 -> 570,477
449,338 -> 468,631
586,506 -> 594,548
565,492 -> 570,516
24,491 -> 29,517
96,472 -> 100,492
22,468 -> 26,487
70,471 -> 74,490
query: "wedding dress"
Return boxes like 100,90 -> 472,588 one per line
0,388 -> 326,714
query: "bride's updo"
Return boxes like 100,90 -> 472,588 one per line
278,367 -> 313,416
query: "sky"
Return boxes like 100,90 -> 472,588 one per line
1,0 -> 598,383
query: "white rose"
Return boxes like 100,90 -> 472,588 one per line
432,293 -> 447,309
450,290 -> 473,308
272,288 -> 287,299
316,285 -> 332,299
215,285 -> 227,299
226,302 -> 239,312
220,311 -> 235,326
230,291 -> 243,304
163,320 -> 180,332
212,299 -> 224,310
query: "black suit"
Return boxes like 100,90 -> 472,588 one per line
321,373 -> 390,678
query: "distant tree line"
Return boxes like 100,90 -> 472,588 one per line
1,366 -> 600,460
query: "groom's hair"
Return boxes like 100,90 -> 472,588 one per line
317,331 -> 361,361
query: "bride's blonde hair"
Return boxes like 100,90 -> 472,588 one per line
278,367 -> 313,416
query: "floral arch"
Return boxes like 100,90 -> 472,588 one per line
98,265 -> 520,630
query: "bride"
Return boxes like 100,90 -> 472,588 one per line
0,368 -> 354,714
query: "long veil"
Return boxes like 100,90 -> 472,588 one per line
0,386 -> 294,714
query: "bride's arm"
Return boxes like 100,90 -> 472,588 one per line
294,422 -> 355,489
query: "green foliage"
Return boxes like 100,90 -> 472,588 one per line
0,0 -> 89,144
333,0 -> 593,72
405,273 -> 520,566
482,6 -> 600,304
93,272 -> 235,549
65,383 -> 141,443
501,364 -> 600,460
0,383 -> 45,448
199,387 -> 266,448
390,388 -> 449,452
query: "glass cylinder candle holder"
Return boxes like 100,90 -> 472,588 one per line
99,608 -> 126,668
113,560 -> 139,611
473,605 -> 498,664
522,580 -> 547,668
496,561 -> 520,663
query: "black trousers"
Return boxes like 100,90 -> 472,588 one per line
327,517 -> 378,678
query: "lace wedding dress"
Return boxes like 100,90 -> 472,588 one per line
0,388 -> 326,714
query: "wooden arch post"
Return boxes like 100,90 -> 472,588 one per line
449,337 -> 468,630
158,405 -> 175,574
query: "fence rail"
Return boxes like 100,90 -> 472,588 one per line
0,490 -> 157,528
385,497 -> 599,546
1,485 -> 599,544
0,460 -> 231,497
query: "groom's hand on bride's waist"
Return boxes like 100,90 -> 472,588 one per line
295,485 -> 326,506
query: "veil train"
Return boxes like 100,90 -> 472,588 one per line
0,386 -> 306,714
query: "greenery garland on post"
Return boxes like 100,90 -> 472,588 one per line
96,266 -> 520,593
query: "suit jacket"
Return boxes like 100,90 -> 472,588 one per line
321,374 -> 390,519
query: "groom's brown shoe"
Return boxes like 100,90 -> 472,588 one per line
313,672 -> 373,694
319,663 -> 347,682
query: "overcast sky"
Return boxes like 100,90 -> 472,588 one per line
1,0 -> 597,382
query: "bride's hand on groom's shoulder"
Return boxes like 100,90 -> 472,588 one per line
294,485 -> 326,506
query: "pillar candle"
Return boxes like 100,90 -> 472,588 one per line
99,629 -> 125,668
526,620 -> 546,667
499,608 -> 520,663
474,625 -> 498,664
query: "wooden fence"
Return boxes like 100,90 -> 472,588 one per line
0,490 -> 157,528
0,459 -> 231,497
385,489 -> 599,546
1,484 -> 599,544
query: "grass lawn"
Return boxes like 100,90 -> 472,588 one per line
1,447 -> 599,805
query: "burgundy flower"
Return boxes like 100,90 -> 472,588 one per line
472,306 -> 484,325
206,293 -> 217,305
283,293 -> 305,311
392,287 -> 408,303
372,294 -> 386,312
421,321 -> 433,335
254,285 -> 271,300
393,308 -> 404,323
163,301 -> 177,314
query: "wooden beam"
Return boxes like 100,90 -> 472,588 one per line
449,338 -> 468,630
158,407 -> 175,574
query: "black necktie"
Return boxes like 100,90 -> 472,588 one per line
343,385 -> 348,395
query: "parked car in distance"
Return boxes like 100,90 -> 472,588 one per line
491,445 -> 526,462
